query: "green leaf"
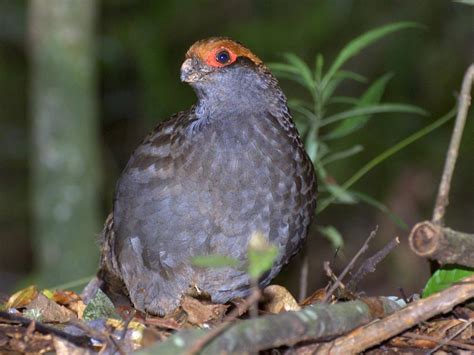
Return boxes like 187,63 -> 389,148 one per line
247,232 -> 279,280
83,288 -> 117,321
288,100 -> 317,121
322,22 -> 422,88
192,254 -> 240,268
325,184 -> 358,204
317,108 -> 457,213
423,266 -> 474,298
282,53 -> 315,92
320,145 -> 364,165
322,71 -> 367,104
351,191 -> 408,229
320,103 -> 427,127
314,54 -> 324,82
325,73 -> 394,140
318,225 -> 344,250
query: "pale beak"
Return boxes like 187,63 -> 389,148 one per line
180,58 -> 199,83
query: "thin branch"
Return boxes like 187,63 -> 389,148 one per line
426,319 -> 473,354
184,288 -> 262,355
347,237 -> 400,291
299,251 -> 309,302
432,64 -> 474,224
315,275 -> 474,354
0,311 -> 94,349
402,330 -> 474,352
322,227 -> 377,302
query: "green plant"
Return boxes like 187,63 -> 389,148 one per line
269,22 -> 439,248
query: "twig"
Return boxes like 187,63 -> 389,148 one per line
184,288 -> 262,355
347,237 -> 400,291
432,64 -> 474,225
322,227 -> 378,302
0,311 -> 94,349
69,318 -> 126,355
315,275 -> 474,354
248,281 -> 260,319
299,251 -> 309,302
426,319 -> 473,354
402,330 -> 474,352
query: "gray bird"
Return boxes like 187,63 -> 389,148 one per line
98,38 -> 317,315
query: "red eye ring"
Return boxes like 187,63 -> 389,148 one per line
206,47 -> 237,67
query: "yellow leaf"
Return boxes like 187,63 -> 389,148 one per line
6,285 -> 38,309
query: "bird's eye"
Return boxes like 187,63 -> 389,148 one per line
216,50 -> 231,64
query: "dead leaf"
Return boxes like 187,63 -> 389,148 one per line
261,285 -> 300,313
300,288 -> 327,306
181,296 -> 228,325
53,336 -> 94,355
143,316 -> 182,330
6,286 -> 38,309
26,292 -> 76,323
51,290 -> 86,319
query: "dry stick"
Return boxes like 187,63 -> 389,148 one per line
69,318 -> 127,355
347,237 -> 400,291
402,330 -> 474,352
315,275 -> 474,354
0,311 -> 94,349
299,251 -> 309,302
432,64 -> 474,225
322,227 -> 377,302
426,319 -> 473,354
184,289 -> 262,355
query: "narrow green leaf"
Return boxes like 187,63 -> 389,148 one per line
322,70 -> 368,104
334,70 -> 367,83
314,54 -> 324,82
320,103 -> 427,127
192,254 -> 240,268
351,191 -> 408,229
288,100 -> 317,121
325,73 -> 394,139
326,184 -> 358,204
423,266 -> 474,298
320,145 -> 364,165
267,62 -> 300,74
322,22 -> 422,87
270,69 -> 308,88
318,225 -> 344,249
317,107 -> 457,213
283,53 -> 315,89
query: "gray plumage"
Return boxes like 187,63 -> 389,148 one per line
99,38 -> 317,315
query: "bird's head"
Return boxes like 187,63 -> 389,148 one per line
180,38 -> 281,113
180,37 -> 264,84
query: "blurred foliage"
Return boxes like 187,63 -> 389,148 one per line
0,0 -> 472,297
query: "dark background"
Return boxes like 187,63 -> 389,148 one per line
0,0 -> 473,298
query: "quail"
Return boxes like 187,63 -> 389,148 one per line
99,38 -> 317,315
